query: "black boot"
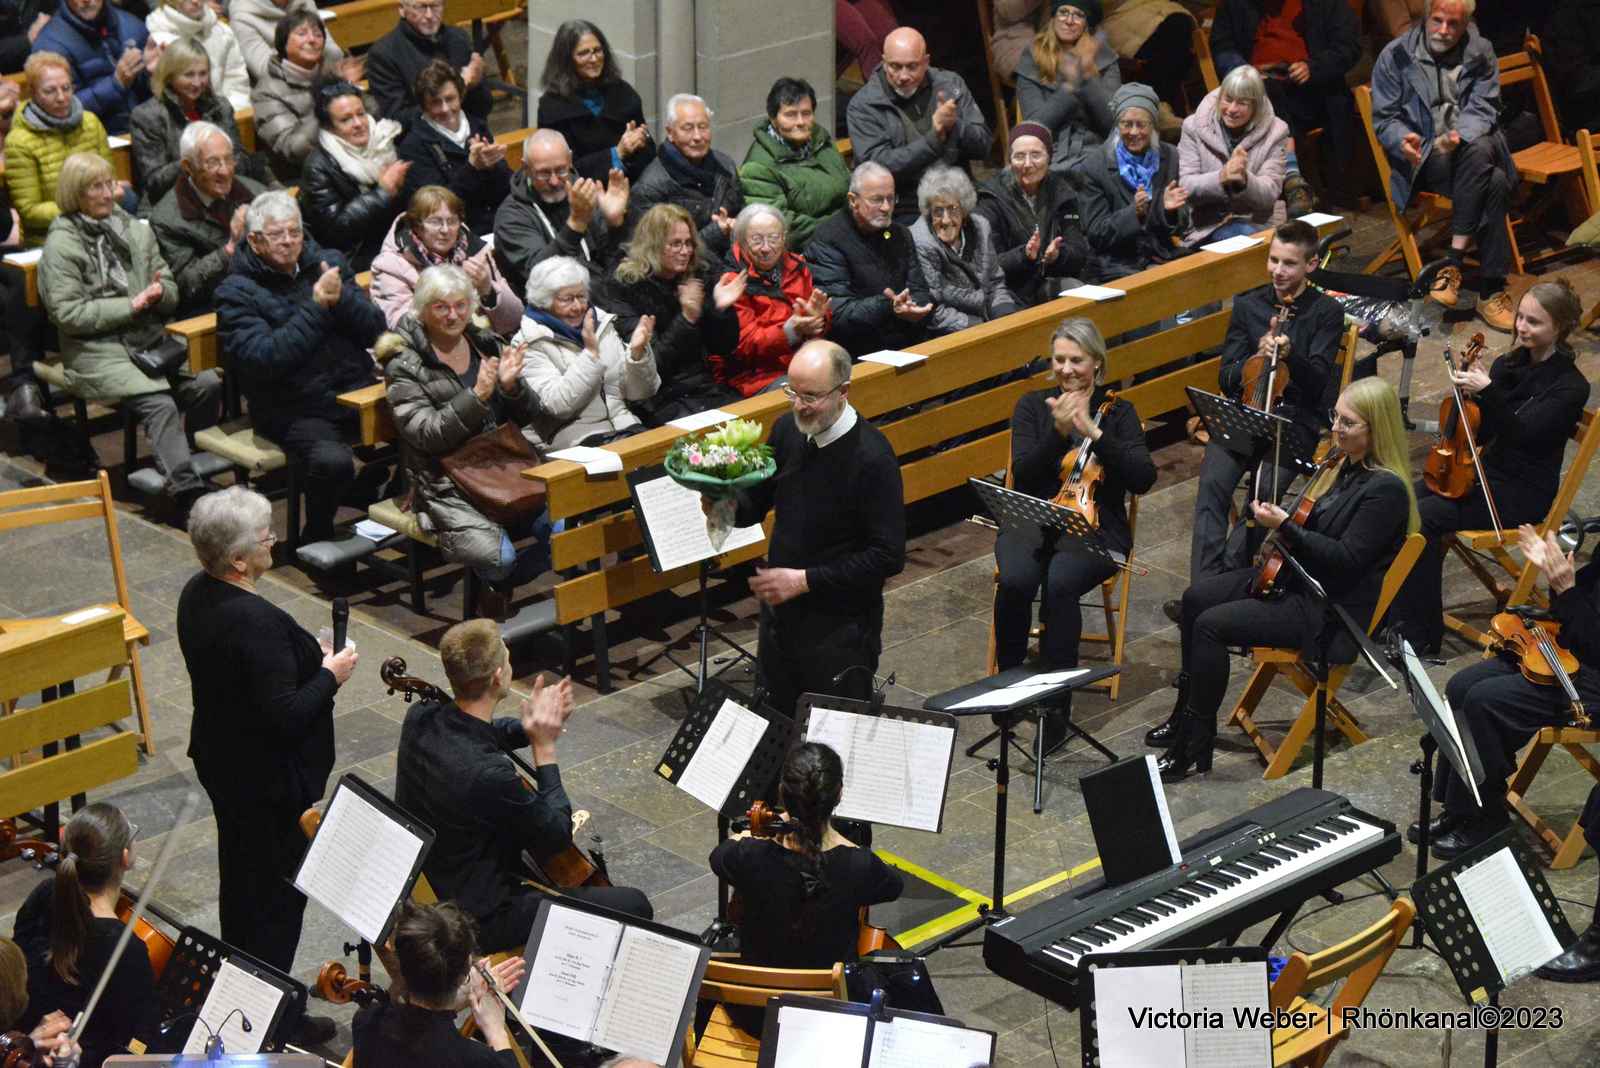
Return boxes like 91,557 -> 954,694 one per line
1145,672 -> 1190,747
1535,923 -> 1600,983
1406,810 -> 1463,846
1431,803 -> 1509,861
1157,708 -> 1215,783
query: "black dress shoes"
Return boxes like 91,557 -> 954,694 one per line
1535,924 -> 1600,983
4,381 -> 46,424
1162,599 -> 1182,625
291,1013 -> 338,1046
1157,708 -> 1216,782
1406,810 -> 1463,846
1431,807 -> 1509,861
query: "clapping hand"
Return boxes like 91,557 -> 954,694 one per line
1288,60 -> 1311,85
1024,226 -> 1042,262
713,268 -> 748,311
312,261 -> 342,308
115,43 -> 143,88
1161,180 -> 1188,212
1400,131 -> 1424,168
225,204 -> 248,255
1434,129 -> 1461,156
618,120 -> 649,158
581,309 -> 601,358
461,51 -> 485,88
497,342 -> 526,391
338,56 -> 365,84
1047,386 -> 1095,439
130,270 -> 164,313
462,247 -> 495,297
711,206 -> 734,238
1222,146 -> 1248,187
884,287 -> 933,321
1518,524 -> 1577,594
568,176 -> 600,228
599,168 -> 630,228
378,159 -> 411,197
628,314 -> 654,359
932,91 -> 958,139
1133,184 -> 1150,219
678,278 -> 706,322
1041,234 -> 1063,266
520,673 -> 575,757
467,135 -> 507,170
473,355 -> 499,402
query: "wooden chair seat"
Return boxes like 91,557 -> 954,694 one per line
1270,996 -> 1350,1066
693,1005 -> 762,1066
685,960 -> 845,1066
1513,141 -> 1583,183
1504,725 -> 1600,869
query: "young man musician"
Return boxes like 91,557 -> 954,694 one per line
393,620 -> 652,956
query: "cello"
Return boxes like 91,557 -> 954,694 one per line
1052,391 -> 1118,529
1487,613 -> 1591,728
314,960 -> 383,1006
1423,334 -> 1503,536
379,657 -> 612,889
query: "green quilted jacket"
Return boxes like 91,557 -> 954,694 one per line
737,121 -> 850,251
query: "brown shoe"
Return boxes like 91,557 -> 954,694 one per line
1477,289 -> 1515,332
1157,101 -> 1183,143
1281,173 -> 1315,217
1429,265 -> 1462,308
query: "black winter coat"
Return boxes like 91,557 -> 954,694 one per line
629,146 -> 743,257
491,170 -> 618,299
396,114 -> 512,236
299,143 -> 402,272
974,168 -> 1091,307
805,209 -> 932,357
592,265 -> 738,425
1078,138 -> 1191,281
214,240 -> 385,427
128,89 -> 267,210
1210,0 -> 1360,85
534,80 -> 655,183
365,20 -> 492,127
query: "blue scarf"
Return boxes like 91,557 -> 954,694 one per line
1115,139 -> 1160,195
525,307 -> 586,346
577,87 -> 605,118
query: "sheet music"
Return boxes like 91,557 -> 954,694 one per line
547,445 -> 624,475
1455,847 -> 1565,983
1181,962 -> 1271,1068
293,785 -> 424,943
772,1005 -> 867,1068
592,927 -> 703,1064
518,905 -> 624,1040
946,671 -> 1086,710
868,1015 -> 992,1068
668,409 -> 735,431
1094,964 -> 1185,1066
806,706 -> 954,831
1144,755 -> 1182,864
181,959 -> 282,1055
631,473 -> 764,572
674,698 -> 768,811
1200,234 -> 1262,255
1061,284 -> 1126,301
860,350 -> 928,368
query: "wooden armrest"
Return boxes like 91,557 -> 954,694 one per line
338,383 -> 387,410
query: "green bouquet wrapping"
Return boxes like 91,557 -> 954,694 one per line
663,419 -> 777,549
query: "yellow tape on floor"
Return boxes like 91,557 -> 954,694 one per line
875,850 -> 1104,949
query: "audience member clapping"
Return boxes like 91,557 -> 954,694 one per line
232,0 -> 349,85
371,184 -> 522,335
150,122 -> 266,318
5,51 -> 118,247
397,59 -> 511,236
910,165 -> 1019,336
630,93 -> 743,257
252,5 -> 354,180
144,0 -> 251,110
535,19 -> 655,183
738,77 -> 850,251
976,123 -> 1091,307
32,0 -> 153,136
711,203 -> 831,397
366,0 -> 491,127
1177,65 -> 1288,247
493,128 -> 628,300
1079,81 -> 1189,281
1015,0 -> 1120,171
300,79 -> 408,273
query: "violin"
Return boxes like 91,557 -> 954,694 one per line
379,657 -> 612,890
728,801 -> 900,957
1249,450 -> 1343,597
1424,336 -> 1503,541
314,960 -> 382,1006
0,1032 -> 42,1068
1052,391 -> 1118,529
1488,613 -> 1591,727
1238,303 -> 1297,413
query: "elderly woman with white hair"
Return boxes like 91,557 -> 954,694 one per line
712,202 -> 831,397
512,255 -> 658,448
910,166 -> 1019,336
380,264 -> 555,621
1079,81 -> 1190,281
39,152 -> 222,508
1177,65 -> 1289,247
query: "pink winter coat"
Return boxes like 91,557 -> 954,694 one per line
368,216 -> 524,336
1176,86 -> 1289,246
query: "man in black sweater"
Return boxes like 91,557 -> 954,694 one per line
732,340 -> 906,720
394,619 -> 652,955
806,162 -> 934,358
365,0 -> 492,126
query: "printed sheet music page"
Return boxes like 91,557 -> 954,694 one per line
182,959 -> 282,1055
1456,847 -> 1565,982
591,927 -> 703,1063
674,698 -> 768,811
293,785 -> 424,943
772,1005 -> 868,1068
518,905 -> 625,1040
807,706 -> 953,832
1181,961 -> 1271,1068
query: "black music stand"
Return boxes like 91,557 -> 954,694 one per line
1391,633 -> 1486,947
922,666 -> 1117,954
965,477 -> 1123,805
149,929 -> 305,1056
755,990 -> 996,1068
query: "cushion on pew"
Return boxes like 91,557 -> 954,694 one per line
125,452 -> 233,496
194,421 -> 287,476
296,533 -> 389,571
367,496 -> 436,547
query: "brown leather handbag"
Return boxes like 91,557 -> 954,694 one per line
439,421 -> 548,525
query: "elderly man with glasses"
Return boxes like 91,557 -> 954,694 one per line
366,0 -> 491,125
151,122 -> 267,318
493,127 -> 629,299
628,92 -> 744,256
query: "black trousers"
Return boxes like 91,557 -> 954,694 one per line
477,884 -> 655,954
1180,567 -> 1324,725
1267,78 -> 1359,186
1134,14 -> 1195,105
197,767 -> 311,975
1433,655 -> 1600,815
1415,135 -> 1513,283
1192,440 -> 1302,582
1391,482 -> 1549,650
993,531 -> 1117,672
756,605 -> 879,720
262,410 -> 360,541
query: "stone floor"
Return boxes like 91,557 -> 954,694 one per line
5,178 -> 1600,1065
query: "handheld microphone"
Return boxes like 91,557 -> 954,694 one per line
331,596 -> 349,654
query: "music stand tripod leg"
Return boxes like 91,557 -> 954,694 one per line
1409,734 -> 1439,948
924,708 -> 1017,954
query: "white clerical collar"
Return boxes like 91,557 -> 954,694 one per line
809,402 -> 857,449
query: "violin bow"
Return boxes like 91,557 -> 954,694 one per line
1441,341 -> 1504,540
475,959 -> 564,1068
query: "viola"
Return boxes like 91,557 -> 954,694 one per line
1424,334 -> 1501,531
1249,451 -> 1343,598
379,657 -> 612,890
314,960 -> 382,1005
1238,303 -> 1297,413
1488,613 -> 1591,727
1051,391 -> 1119,529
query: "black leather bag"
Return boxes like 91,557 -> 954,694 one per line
127,334 -> 188,378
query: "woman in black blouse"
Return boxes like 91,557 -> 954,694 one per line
1155,377 -> 1419,781
12,804 -> 157,1068
1391,279 -> 1591,655
709,742 -> 903,973
535,20 -> 655,184
995,316 -> 1155,753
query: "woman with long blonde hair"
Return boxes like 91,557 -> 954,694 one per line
1014,0 -> 1121,170
1154,376 -> 1417,781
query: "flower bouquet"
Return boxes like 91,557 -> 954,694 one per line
663,418 -> 776,549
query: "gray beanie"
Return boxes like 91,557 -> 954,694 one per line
1109,82 -> 1160,124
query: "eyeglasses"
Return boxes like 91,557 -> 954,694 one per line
1054,7 -> 1088,22
1118,118 -> 1152,132
255,228 -> 302,246
429,299 -> 472,317
1327,409 -> 1366,431
1010,150 -> 1047,165
405,1 -> 444,11
196,155 -> 235,173
258,531 -> 278,548
419,217 -> 460,234
744,234 -> 783,250
549,290 -> 588,307
664,238 -> 696,252
573,46 -> 604,61
529,166 -> 575,183
929,204 -> 964,220
86,178 -> 119,194
782,383 -> 842,406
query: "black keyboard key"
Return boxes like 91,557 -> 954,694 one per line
1073,928 -> 1107,947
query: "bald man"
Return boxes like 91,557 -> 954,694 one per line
494,128 -> 630,298
846,27 -> 991,225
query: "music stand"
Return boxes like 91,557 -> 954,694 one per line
921,665 -> 1117,954
965,477 -> 1124,798
1186,387 -> 1318,526
150,929 -> 306,1055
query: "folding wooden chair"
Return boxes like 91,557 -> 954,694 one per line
1496,36 -> 1594,273
1442,408 -> 1600,647
1267,898 -> 1415,1067
1193,20 -> 1218,94
685,959 -> 847,1067
1503,724 -> 1600,869
1355,84 -> 1459,278
1228,532 -> 1426,779
0,472 -> 156,754
975,0 -> 1013,158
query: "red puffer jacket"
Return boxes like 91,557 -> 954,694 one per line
711,246 -> 832,397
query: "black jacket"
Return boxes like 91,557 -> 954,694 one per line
1477,343 -> 1590,522
176,572 -> 337,811
492,170 -> 618,298
365,20 -> 492,127
353,997 -> 517,1068
805,208 -> 932,357
629,145 -> 744,257
149,172 -> 266,318
1010,387 -> 1155,555
0,0 -> 46,72
534,81 -> 655,183
1078,138 -> 1191,282
1210,0 -> 1360,85
393,698 -> 570,923
1218,282 -> 1344,443
300,142 -> 403,272
214,239 -> 384,427
397,114 -> 512,236
974,168 -> 1091,307
592,265 -> 739,424
128,89 -> 268,210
